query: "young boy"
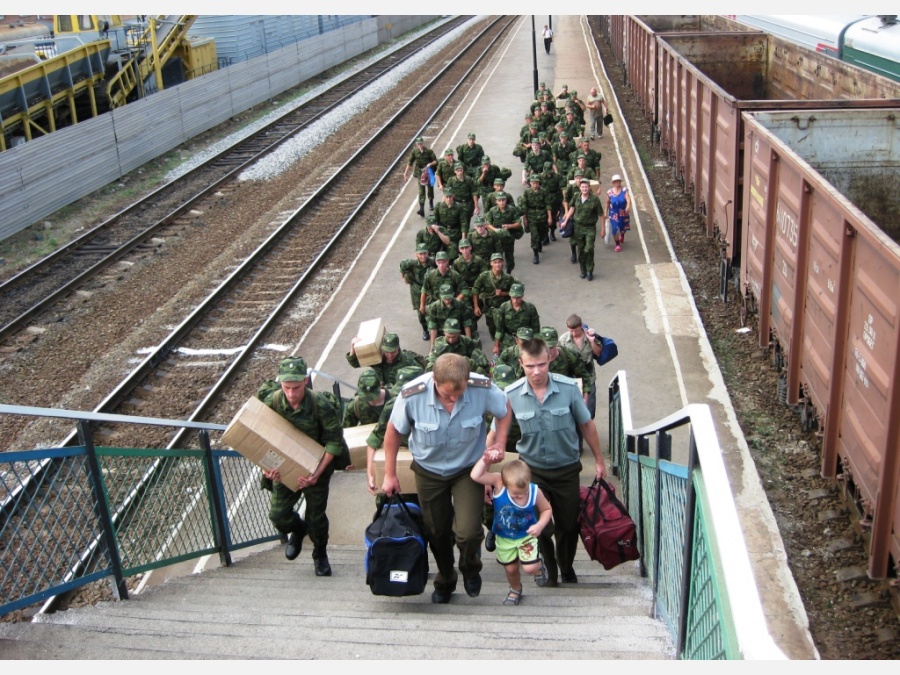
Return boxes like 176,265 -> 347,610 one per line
470,452 -> 553,605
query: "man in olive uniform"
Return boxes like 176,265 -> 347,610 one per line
513,114 -> 535,162
425,284 -> 474,349
484,178 -> 508,213
434,188 -> 466,257
475,156 -> 511,207
541,161 -> 565,242
346,332 -> 427,386
456,132 -> 484,180
258,356 -> 346,576
518,174 -> 552,264
399,242 -> 436,341
578,137 -> 602,173
496,326 -> 533,380
541,326 -> 592,405
566,154 -> 598,186
561,178 -> 605,281
425,318 -> 490,376
416,214 -> 452,258
492,282 -> 541,357
569,91 -> 587,126
435,147 -> 457,191
552,131 -> 577,178
562,109 -> 583,142
446,162 -> 479,232
522,138 -> 552,186
472,252 -> 518,343
342,368 -> 389,429
468,216 -> 507,269
452,238 -> 488,335
403,136 -> 438,217
484,192 -> 523,274
420,251 -> 468,318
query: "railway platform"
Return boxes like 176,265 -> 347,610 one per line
0,16 -> 817,659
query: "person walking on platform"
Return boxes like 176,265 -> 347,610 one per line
577,136 -> 602,174
420,251 -> 468,318
552,131 -> 577,181
540,326 -> 592,401
542,24 -> 553,55
560,178 -> 605,281
585,87 -> 608,139
456,133 -> 485,180
425,284 -> 474,350
606,174 -> 632,253
447,162 -> 480,232
426,318 -> 491,376
487,338 -> 607,587
493,282 -> 540,357
343,368 -> 389,430
403,136 -> 438,217
452,238 -> 488,335
381,353 -> 512,604
518,174 -> 552,264
435,148 -> 457,192
434,188 -> 466,257
484,192 -> 523,274
472,252 -> 517,343
476,156 -> 512,209
468,215 -> 507,265
557,314 -> 603,419
496,326 -> 533,380
522,138 -> 552,186
400,242 -> 436,341
540,161 -> 564,241
346,332 -> 426,387
258,356 -> 346,576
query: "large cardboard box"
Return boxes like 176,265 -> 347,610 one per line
342,423 -> 377,469
373,450 -> 417,493
221,396 -> 325,492
355,318 -> 385,367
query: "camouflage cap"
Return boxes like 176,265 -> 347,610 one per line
416,136 -> 425,143
443,318 -> 462,334
482,156 -> 491,163
516,327 -> 534,340
560,131 -> 569,138
390,365 -> 425,395
493,178 -> 506,185
473,215 -> 487,227
538,132 -> 547,139
496,192 -> 507,200
492,363 -> 517,389
454,162 -> 465,170
543,161 -> 553,169
444,147 -> 454,155
415,242 -> 429,254
561,83 -> 568,89
382,333 -> 400,352
574,170 -> 585,177
530,137 -> 540,144
435,251 -> 449,261
570,90 -> 578,97
458,238 -> 471,248
490,252 -> 505,261
438,283 -> 454,299
540,326 -> 559,347
529,174 -> 541,183
276,356 -> 307,382
577,153 -> 587,161
467,132 -> 476,139
509,282 -> 525,298
443,187 -> 455,197
425,214 -> 437,224
356,368 -> 381,402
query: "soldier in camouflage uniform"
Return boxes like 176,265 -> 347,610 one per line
468,216 -> 507,268
447,163 -> 479,232
566,154 -> 598,187
522,138 -> 552,186
513,114 -> 535,163
399,242 -> 436,341
452,238 -> 488,335
258,356 -> 346,576
492,282 -> 541,357
552,131 -> 577,178
425,318 -> 490,376
560,178 -> 605,281
420,251 -> 468,317
435,148 -> 457,192
403,136 -> 438,217
483,178 -> 508,213
541,326 -> 592,398
425,284 -> 474,349
569,91 -> 587,126
456,132 -> 484,180
472,252 -> 517,342
346,332 -> 427,387
518,174 -> 553,264
484,192 -> 523,274
578,137 -> 602,173
541,161 -> 565,242
416,214 -> 452,258
475,156 -> 512,207
434,188 -> 466,257
342,368 -> 389,429
495,326 -> 533,380
561,109 -> 583,143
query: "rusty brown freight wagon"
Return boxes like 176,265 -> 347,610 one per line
740,107 -> 900,579
654,32 -> 900,292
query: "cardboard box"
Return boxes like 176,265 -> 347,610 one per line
355,318 -> 385,366
221,396 -> 325,492
373,450 -> 417,494
342,423 -> 377,469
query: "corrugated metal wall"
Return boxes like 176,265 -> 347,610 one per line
0,15 -> 437,241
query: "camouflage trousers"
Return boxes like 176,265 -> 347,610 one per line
266,463 -> 335,548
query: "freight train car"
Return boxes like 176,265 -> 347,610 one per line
740,108 -> 899,579
652,31 -> 900,295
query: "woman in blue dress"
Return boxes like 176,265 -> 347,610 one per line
606,174 -> 632,252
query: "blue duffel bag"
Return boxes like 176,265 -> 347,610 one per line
364,495 -> 428,597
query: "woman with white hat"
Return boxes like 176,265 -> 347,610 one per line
606,174 -> 632,252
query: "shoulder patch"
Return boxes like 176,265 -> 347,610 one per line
550,373 -> 577,385
401,382 -> 427,398
467,374 -> 491,388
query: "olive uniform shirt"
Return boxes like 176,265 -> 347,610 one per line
493,300 -> 541,348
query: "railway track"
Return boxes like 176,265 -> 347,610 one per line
0,16 -> 473,344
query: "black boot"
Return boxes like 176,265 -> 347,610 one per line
313,545 -> 332,577
417,204 -> 425,217
580,265 -> 587,279
285,515 -> 308,561
429,199 -> 434,211
570,246 -> 577,263
549,230 -> 556,241
533,251 -> 540,264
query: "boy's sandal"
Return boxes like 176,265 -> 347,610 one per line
534,561 -> 549,587
503,587 -> 523,606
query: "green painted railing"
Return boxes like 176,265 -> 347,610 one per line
608,372 -> 785,660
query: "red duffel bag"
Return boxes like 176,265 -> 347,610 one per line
578,478 -> 640,570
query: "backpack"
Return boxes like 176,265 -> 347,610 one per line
578,478 -> 640,570
364,496 -> 428,596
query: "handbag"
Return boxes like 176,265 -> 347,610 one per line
593,335 -> 618,366
621,212 -> 630,231
603,113 -> 614,127
578,478 -> 640,570
558,217 -> 573,238
364,495 -> 429,596
604,222 -> 613,246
